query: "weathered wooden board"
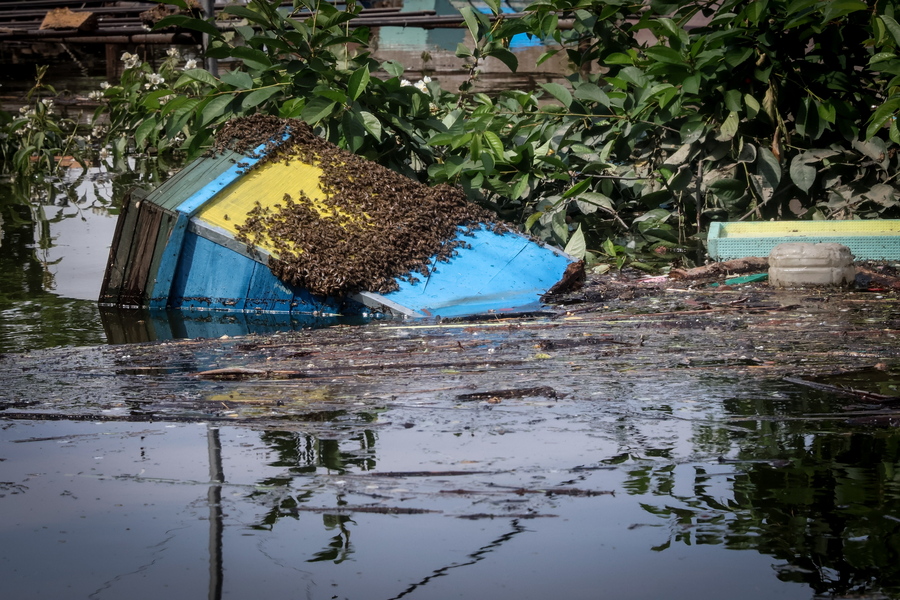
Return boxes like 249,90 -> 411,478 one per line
119,201 -> 165,306
99,189 -> 144,305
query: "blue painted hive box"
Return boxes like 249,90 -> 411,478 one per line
99,117 -> 581,319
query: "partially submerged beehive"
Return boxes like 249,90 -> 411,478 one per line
100,115 -> 578,317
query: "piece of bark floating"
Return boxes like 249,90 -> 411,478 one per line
193,367 -> 306,380
669,257 -> 769,282
456,386 -> 560,401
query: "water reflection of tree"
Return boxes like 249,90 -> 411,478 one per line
0,162 -> 173,351
246,426 -> 378,564
623,389 -> 900,598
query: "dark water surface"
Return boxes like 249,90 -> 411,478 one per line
3,379 -> 900,599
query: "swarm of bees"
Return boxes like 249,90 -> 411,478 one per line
218,115 -> 508,298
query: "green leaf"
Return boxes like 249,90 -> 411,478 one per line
578,192 -> 616,213
724,89 -> 742,113
680,118 -> 706,143
231,46 -> 272,71
301,97 -> 336,125
866,98 -> 900,139
524,211 -> 543,231
242,86 -> 282,109
604,52 -> 635,65
655,17 -> 688,45
359,111 -> 382,140
880,15 -> 900,46
222,5 -> 272,26
316,89 -> 347,104
789,154 -> 816,193
736,141 -> 757,163
341,111 -> 366,152
511,174 -> 529,199
744,94 -> 761,119
201,94 -> 233,127
563,224 -> 586,259
140,88 -> 177,109
175,68 -> 219,88
134,115 -> 158,148
718,111 -> 739,140
682,74 -> 700,95
482,131 -> 504,157
708,178 -> 746,201
489,47 -> 518,73
562,178 -> 591,199
757,147 -> 782,189
573,83 -> 610,106
870,52 -> 897,65
348,65 -> 370,102
459,6 -> 484,42
479,152 -> 495,174
482,0 -> 501,15
219,70 -> 254,90
644,45 -> 684,64
821,0 -> 867,22
455,43 -> 474,58
539,82 -> 573,108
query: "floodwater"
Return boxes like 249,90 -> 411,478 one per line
3,163 -> 900,599
3,279 -> 900,598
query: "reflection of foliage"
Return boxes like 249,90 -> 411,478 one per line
307,513 -> 354,564
259,427 -> 377,478
249,428 -> 377,530
621,388 -> 900,597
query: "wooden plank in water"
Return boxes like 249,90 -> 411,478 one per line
119,202 -> 165,306
99,188 -> 145,305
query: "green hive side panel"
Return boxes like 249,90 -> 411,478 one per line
708,221 -> 900,260
144,150 -> 247,212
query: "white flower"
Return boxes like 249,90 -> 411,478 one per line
100,82 -> 111,90
183,59 -> 198,70
121,52 -> 140,69
166,47 -> 180,58
400,79 -> 412,87
98,148 -> 110,161
144,72 -> 165,90
88,90 -> 104,101
414,79 -> 428,93
159,94 -> 175,105
40,98 -> 54,114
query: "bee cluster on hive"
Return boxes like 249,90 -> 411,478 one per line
212,115 -> 507,298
